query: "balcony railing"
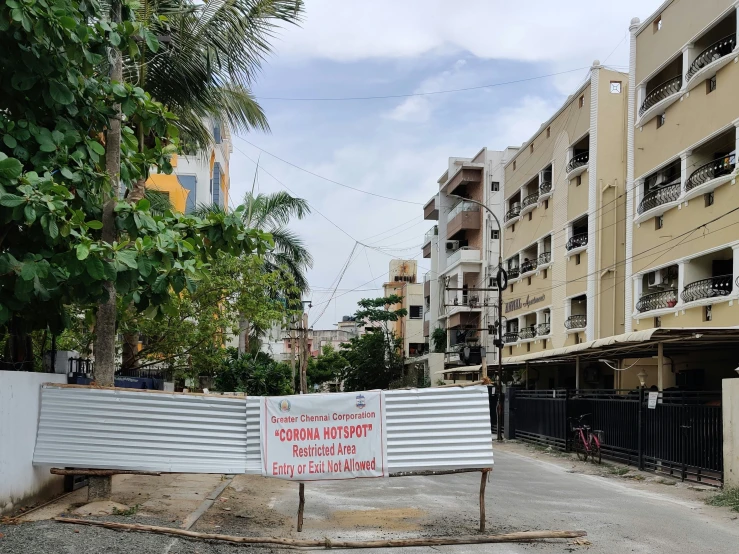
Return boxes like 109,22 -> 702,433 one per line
503,332 -> 519,344
518,326 -> 536,340
566,151 -> 589,174
564,314 -> 586,329
520,259 -> 538,274
639,76 -> 682,117
566,233 -> 588,251
686,35 -> 737,82
424,225 -> 438,244
539,180 -> 552,195
505,203 -> 521,222
521,192 -> 539,211
507,267 -> 520,280
686,154 -> 736,191
636,289 -> 678,313
538,251 -> 552,265
637,182 -> 681,214
681,275 -> 733,303
536,322 -> 551,336
447,201 -> 479,222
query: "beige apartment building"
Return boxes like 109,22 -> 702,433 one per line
623,0 -> 739,388
500,62 -> 629,388
382,260 -> 425,359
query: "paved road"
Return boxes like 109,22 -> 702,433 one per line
1,449 -> 738,553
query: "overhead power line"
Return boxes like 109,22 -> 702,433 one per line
254,67 -> 592,101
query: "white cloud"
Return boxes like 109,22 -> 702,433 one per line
274,0 -> 661,65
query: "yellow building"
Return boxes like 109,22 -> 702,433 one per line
624,0 -> 739,388
499,62 -> 629,388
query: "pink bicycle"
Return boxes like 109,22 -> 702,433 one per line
570,413 -> 602,464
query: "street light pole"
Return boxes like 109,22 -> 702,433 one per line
449,194 -> 505,441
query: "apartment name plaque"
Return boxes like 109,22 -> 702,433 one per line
505,294 -> 546,314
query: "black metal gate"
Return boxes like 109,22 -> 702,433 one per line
509,388 -> 723,484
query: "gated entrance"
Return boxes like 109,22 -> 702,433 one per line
498,388 -> 723,485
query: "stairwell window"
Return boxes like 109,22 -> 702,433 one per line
575,253 -> 581,265
655,215 -> 663,230
409,306 -> 422,319
654,16 -> 662,33
491,229 -> 499,240
491,181 -> 500,192
657,113 -> 666,128
576,175 -> 582,186
707,76 -> 717,94
705,192 -> 714,207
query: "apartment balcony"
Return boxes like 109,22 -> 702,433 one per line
424,279 -> 430,298
536,322 -> 551,336
564,314 -> 586,330
424,196 -> 439,220
684,154 -> 737,202
637,182 -> 681,218
538,251 -> 552,267
565,151 -> 589,179
637,75 -> 682,126
518,326 -> 536,340
520,192 -> 539,215
423,225 -> 437,259
446,247 -> 481,267
685,34 -> 737,91
636,289 -> 678,313
446,167 -> 482,196
503,332 -> 518,344
565,233 -> 588,252
539,180 -> 553,201
504,203 -> 521,227
520,258 -> 538,276
681,275 -> 733,304
423,320 -> 430,338
446,202 -> 480,239
507,267 -> 520,281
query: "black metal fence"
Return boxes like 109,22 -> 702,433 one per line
505,388 -> 723,485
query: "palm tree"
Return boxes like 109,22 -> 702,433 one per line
195,190 -> 312,352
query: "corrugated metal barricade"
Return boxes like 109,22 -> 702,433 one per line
33,386 -> 248,474
34,385 -> 493,475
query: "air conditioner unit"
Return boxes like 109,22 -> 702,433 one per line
446,240 -> 460,251
647,270 -> 663,287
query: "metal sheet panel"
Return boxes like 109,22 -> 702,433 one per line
384,386 -> 494,472
33,386 -> 247,473
245,396 -> 263,474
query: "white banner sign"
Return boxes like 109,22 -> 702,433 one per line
262,391 -> 387,481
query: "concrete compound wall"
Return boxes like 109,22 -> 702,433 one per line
723,377 -> 739,487
0,371 -> 66,514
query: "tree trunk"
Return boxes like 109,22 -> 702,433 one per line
90,0 -> 122,502
121,332 -> 139,371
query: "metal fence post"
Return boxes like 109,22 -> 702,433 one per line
638,387 -> 645,471
564,389 -> 570,452
487,385 -> 495,436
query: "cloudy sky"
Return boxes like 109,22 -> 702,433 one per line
229,0 -> 664,330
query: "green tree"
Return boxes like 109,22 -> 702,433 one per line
431,327 -> 447,353
340,295 -> 407,391
307,345 -> 347,390
214,348 -> 293,396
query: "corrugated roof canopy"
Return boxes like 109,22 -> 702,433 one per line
503,327 -> 739,366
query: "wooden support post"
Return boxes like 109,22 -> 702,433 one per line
297,482 -> 305,532
479,469 -> 490,532
297,310 -> 309,532
51,469 -> 161,477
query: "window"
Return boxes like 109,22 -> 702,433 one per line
576,175 -> 582,186
575,253 -> 581,265
705,192 -> 714,207
409,306 -> 422,319
707,76 -> 717,94
510,284 -> 514,293
527,277 -> 532,286
511,223 -> 515,232
509,346 -> 513,356
655,215 -> 663,230
489,277 -> 498,289
543,339 -> 547,349
654,316 -> 661,327
547,126 -> 551,138
542,269 -> 548,279
610,81 -> 622,94
528,212 -> 532,221
513,161 -> 517,171
491,229 -> 499,240
657,113 -> 666,128
530,143 -> 534,154
578,95 -> 584,108
544,199 -> 549,210
653,16 -> 662,33
527,342 -> 531,352
705,305 -> 712,322
491,181 -> 500,192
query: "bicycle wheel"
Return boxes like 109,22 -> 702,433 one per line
589,439 -> 602,465
574,432 -> 588,462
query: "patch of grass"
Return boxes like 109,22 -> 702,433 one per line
622,474 -> 645,481
707,488 -> 739,512
608,467 -> 630,476
112,504 -> 139,516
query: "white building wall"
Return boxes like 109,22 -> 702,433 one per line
0,371 -> 67,514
